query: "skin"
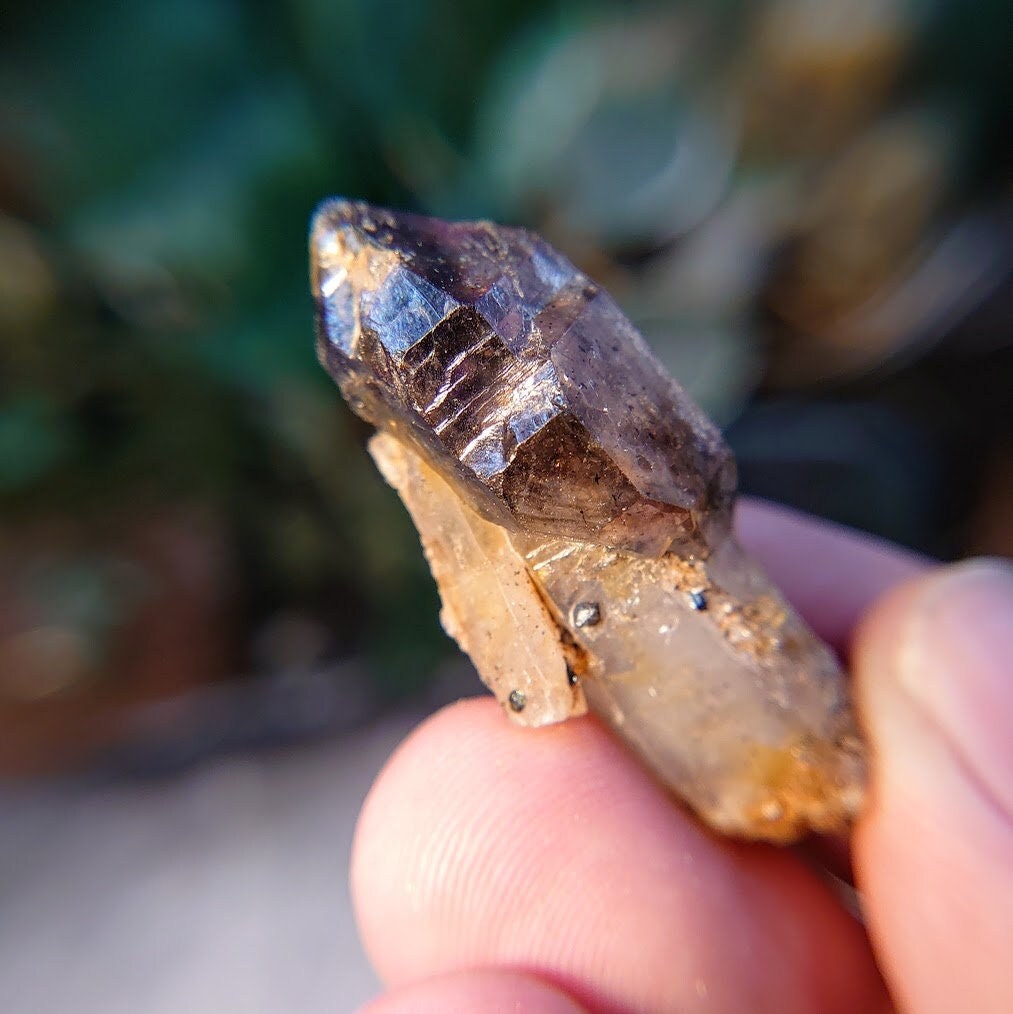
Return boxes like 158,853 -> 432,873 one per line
352,498 -> 1013,1013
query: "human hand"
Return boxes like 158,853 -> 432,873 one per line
352,499 -> 1013,1012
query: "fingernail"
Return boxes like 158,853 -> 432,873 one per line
897,559 -> 1013,813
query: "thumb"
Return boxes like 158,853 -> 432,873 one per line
854,559 -> 1013,1014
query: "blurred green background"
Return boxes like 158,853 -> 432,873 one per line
1,0 -> 1010,773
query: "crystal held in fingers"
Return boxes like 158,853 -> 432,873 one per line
311,197 -> 866,843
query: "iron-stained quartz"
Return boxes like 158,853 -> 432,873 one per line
311,198 -> 866,842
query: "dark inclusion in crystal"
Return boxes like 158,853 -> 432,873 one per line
572,602 -> 602,628
508,689 -> 527,712
311,198 -> 735,558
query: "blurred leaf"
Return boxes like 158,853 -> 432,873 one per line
1,0 -> 255,209
475,9 -> 735,242
0,397 -> 75,491
68,81 -> 329,288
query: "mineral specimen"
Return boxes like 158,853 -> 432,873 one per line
311,198 -> 866,842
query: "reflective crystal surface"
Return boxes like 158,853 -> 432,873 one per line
311,198 -> 866,842
313,199 -> 733,558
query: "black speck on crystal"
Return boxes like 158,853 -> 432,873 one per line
572,601 -> 601,628
508,689 -> 527,712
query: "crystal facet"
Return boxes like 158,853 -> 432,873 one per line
311,198 -> 866,842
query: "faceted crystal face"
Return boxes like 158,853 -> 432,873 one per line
311,199 -> 867,842
312,198 -> 734,557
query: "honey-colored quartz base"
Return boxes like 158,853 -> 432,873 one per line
370,431 -> 864,843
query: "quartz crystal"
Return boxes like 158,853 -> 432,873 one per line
311,198 -> 866,842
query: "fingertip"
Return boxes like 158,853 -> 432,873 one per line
359,968 -> 587,1014
853,560 -> 1013,1013
854,559 -> 1013,828
350,699 -> 493,976
352,697 -> 886,1013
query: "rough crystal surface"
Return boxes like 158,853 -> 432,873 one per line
311,198 -> 866,842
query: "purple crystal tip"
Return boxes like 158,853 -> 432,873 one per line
311,198 -> 735,556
